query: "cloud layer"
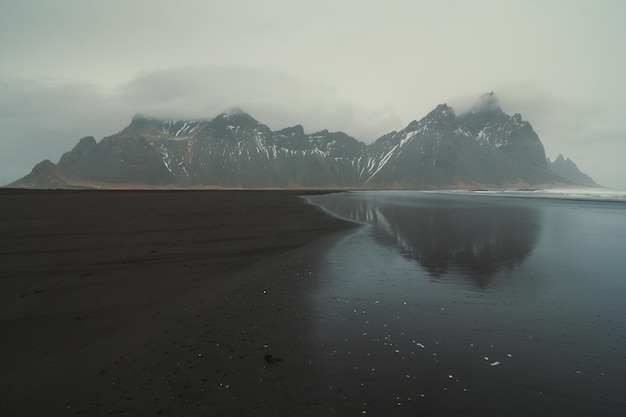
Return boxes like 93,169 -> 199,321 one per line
0,67 -> 404,184
1,1 -> 625,188
3,66 -> 625,188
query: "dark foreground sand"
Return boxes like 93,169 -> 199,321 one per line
0,189 -> 356,416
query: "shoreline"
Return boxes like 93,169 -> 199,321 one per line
3,189 -> 625,416
0,189 -> 357,416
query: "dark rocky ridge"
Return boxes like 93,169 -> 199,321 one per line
7,94 -> 599,189
547,154 -> 600,187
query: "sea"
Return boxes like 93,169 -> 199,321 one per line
304,189 -> 626,416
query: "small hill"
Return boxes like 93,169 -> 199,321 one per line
5,160 -> 92,189
547,154 -> 600,187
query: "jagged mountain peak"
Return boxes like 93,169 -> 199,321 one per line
275,124 -> 306,137
123,115 -> 162,133
121,115 -> 207,139
426,103 -> 455,118
458,93 -> 510,136
548,154 -> 600,187
432,103 -> 454,113
77,136 -> 97,147
548,153 -> 576,167
511,113 -> 525,124
422,103 -> 457,128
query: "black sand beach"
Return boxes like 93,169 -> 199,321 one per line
0,189 -> 355,416
2,189 -> 625,417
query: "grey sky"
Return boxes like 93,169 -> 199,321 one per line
1,0 -> 625,188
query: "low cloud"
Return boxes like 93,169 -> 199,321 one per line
0,66 -> 402,184
2,68 -> 624,189
446,85 -> 626,188
118,66 -> 402,139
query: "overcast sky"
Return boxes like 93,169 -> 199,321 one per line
2,0 -> 625,188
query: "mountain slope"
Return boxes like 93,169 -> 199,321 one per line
364,94 -> 563,187
57,135 -> 176,185
363,105 -> 493,187
547,154 -> 600,187
6,159 -> 93,189
151,109 -> 366,187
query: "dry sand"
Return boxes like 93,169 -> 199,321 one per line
0,189 -> 356,416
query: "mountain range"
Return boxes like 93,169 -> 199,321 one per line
7,93 -> 599,189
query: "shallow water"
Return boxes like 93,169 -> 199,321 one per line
305,190 -> 626,416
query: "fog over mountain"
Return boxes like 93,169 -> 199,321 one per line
8,94 -> 598,189
1,1 -> 625,188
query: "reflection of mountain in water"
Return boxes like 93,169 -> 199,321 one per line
309,192 -> 540,288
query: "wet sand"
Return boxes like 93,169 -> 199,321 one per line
0,189 -> 355,416
306,191 -> 626,417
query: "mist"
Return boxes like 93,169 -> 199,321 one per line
2,67 -> 626,188
2,1 -> 625,188
2,67 -> 405,185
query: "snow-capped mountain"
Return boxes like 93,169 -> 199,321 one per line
360,93 -> 563,187
362,104 -> 491,187
8,94 -> 598,189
